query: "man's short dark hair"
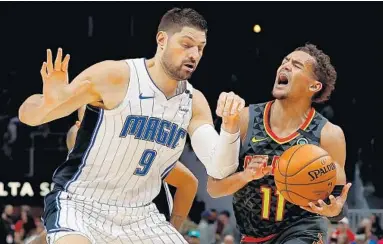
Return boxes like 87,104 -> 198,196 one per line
219,210 -> 231,218
158,8 -> 208,34
295,43 -> 337,103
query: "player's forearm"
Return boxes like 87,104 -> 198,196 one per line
19,87 -> 95,127
18,94 -> 55,126
207,172 -> 248,198
170,182 -> 198,230
191,124 -> 240,179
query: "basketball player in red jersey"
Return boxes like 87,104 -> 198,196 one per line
207,44 -> 352,244
29,106 -> 199,244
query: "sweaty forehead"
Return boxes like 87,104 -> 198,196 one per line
287,51 -> 316,65
176,26 -> 207,44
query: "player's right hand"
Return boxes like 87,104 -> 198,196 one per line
40,48 -> 91,107
243,156 -> 271,182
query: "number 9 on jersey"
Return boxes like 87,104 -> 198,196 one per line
134,149 -> 157,176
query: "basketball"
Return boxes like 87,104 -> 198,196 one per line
274,144 -> 337,207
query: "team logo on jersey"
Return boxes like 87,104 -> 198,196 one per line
120,115 -> 187,149
251,137 -> 267,143
297,137 -> 308,145
179,105 -> 189,113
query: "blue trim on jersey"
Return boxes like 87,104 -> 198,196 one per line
47,227 -> 76,234
42,190 -> 61,231
163,182 -> 173,214
54,192 -> 62,229
161,160 -> 177,180
64,109 -> 104,191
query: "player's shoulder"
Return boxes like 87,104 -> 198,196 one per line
191,88 -> 210,110
97,59 -> 130,80
320,120 -> 345,145
192,88 -> 205,100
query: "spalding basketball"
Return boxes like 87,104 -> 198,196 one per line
274,144 -> 337,207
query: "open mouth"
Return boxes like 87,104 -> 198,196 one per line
277,73 -> 289,86
183,63 -> 195,71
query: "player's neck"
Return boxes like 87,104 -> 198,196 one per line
271,99 -> 312,130
146,58 -> 179,98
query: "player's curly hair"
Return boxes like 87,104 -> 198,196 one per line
295,43 -> 337,103
158,8 -> 208,35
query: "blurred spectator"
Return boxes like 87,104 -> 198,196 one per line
198,210 -> 217,244
217,210 -> 237,243
337,233 -> 350,244
371,214 -> 383,239
14,205 -> 37,242
330,217 -> 355,243
222,235 -> 235,244
186,230 -> 200,244
353,218 -> 378,244
1,205 -> 15,244
23,218 -> 44,243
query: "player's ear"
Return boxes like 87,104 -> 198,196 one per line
309,80 -> 322,93
156,31 -> 168,50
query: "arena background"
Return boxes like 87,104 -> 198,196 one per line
0,1 -> 382,243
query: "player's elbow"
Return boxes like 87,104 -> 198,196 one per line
18,105 -> 40,127
189,177 -> 199,195
183,175 -> 199,194
206,178 -> 221,198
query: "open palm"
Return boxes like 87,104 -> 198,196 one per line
40,48 -> 71,105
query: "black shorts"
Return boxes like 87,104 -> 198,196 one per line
241,216 -> 329,244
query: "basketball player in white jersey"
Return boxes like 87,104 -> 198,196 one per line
29,107 -> 198,244
19,7 -> 245,244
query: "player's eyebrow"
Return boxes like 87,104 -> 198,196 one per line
181,35 -> 206,44
292,59 -> 304,68
284,57 -> 304,68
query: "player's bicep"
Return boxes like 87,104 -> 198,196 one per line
43,61 -> 129,124
164,162 -> 197,188
321,123 -> 347,185
71,60 -> 129,109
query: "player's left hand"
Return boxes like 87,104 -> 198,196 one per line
300,183 -> 352,217
216,92 -> 245,132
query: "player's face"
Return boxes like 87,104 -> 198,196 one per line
160,27 -> 206,81
272,51 -> 322,101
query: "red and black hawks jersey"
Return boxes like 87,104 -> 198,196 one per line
233,101 -> 328,238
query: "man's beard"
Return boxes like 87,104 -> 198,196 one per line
161,51 -> 192,81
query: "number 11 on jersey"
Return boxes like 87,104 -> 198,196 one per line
260,186 -> 286,221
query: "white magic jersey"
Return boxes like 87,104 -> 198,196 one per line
57,58 -> 193,207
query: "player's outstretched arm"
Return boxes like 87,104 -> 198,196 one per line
300,122 -> 352,220
207,156 -> 269,198
188,90 -> 245,179
19,48 -> 129,126
164,162 -> 198,230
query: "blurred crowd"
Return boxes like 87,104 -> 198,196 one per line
328,215 -> 383,244
3,204 -> 383,244
0,205 -> 44,244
